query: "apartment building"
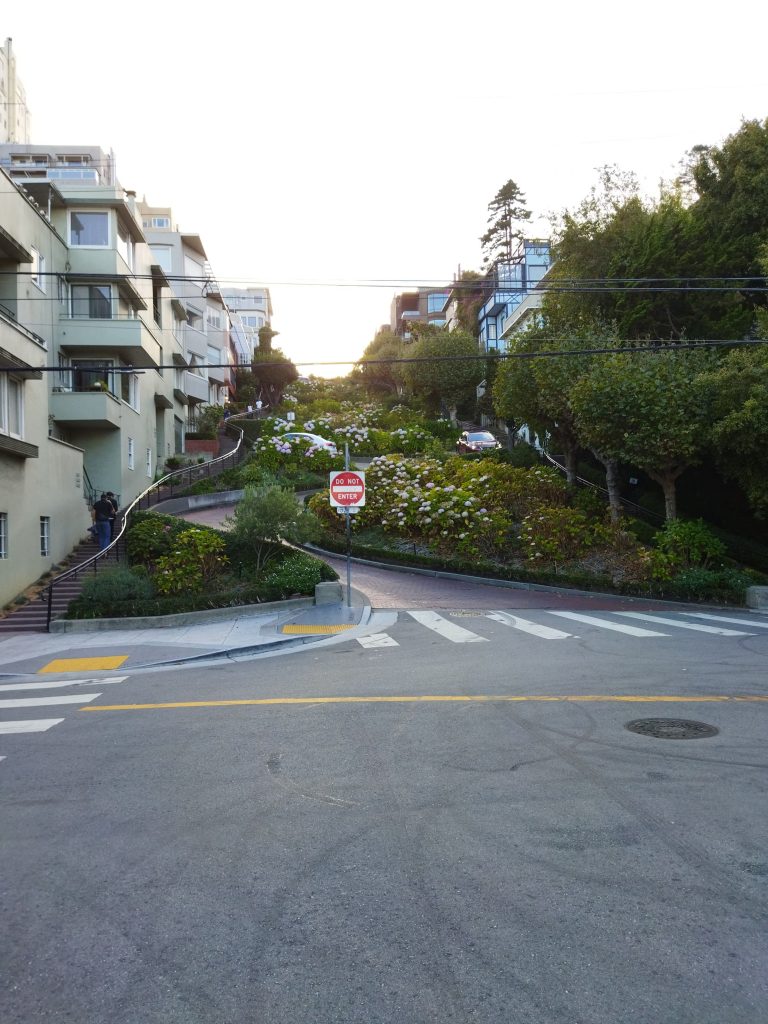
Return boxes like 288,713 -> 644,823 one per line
389,287 -> 452,340
0,146 -> 187,606
140,201 -> 232,426
0,39 -> 31,144
223,287 -> 273,365
477,240 -> 550,352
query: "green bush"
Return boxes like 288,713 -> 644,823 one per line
76,567 -> 155,608
126,514 -> 189,567
658,567 -> 754,603
154,529 -> 229,595
653,518 -> 727,570
263,552 -> 337,596
225,484 -> 321,570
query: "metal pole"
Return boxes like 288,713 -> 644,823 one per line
345,443 -> 351,607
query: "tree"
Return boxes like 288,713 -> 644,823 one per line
354,330 -> 408,396
493,319 -> 607,489
402,326 -> 482,420
249,347 -> 298,408
480,179 -> 532,271
225,484 -> 319,571
570,347 -> 715,520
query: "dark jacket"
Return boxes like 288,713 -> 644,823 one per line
92,498 -> 113,522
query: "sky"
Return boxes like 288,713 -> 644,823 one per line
6,1 -> 768,376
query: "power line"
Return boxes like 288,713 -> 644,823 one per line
4,339 -> 767,374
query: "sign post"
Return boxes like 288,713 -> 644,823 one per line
330,450 -> 365,607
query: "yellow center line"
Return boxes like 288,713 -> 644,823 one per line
80,694 -> 768,712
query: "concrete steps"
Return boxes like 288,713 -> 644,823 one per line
0,537 -> 118,634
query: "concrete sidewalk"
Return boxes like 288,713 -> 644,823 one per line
0,596 -> 371,679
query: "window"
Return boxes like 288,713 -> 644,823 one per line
0,375 -> 23,438
206,309 -> 222,330
31,247 -> 46,292
70,359 -> 112,393
149,245 -> 173,273
184,255 -> 203,285
146,448 -> 152,477
127,437 -> 135,471
0,513 -> 7,559
71,284 -> 112,319
117,223 -> 134,271
487,321 -> 497,340
207,346 -> 220,370
143,216 -> 170,229
427,292 -> 449,314
186,307 -> 204,333
40,516 -> 50,557
69,210 -> 109,247
119,369 -> 140,410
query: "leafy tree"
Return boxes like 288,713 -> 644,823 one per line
402,326 -> 482,420
194,404 -> 225,439
249,347 -> 298,408
354,330 -> 408,395
225,484 -> 319,571
570,347 -> 716,520
451,270 -> 486,338
480,179 -> 532,271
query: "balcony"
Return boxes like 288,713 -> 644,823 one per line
50,387 -> 122,429
184,370 -> 209,403
56,316 -> 162,368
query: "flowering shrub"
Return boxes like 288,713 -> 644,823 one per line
154,529 -> 229,594
520,507 -> 603,565
652,518 -> 727,570
126,513 -> 188,568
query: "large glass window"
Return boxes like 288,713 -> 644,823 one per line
69,211 -> 109,247
0,375 -> 23,438
71,359 -> 112,393
71,284 -> 112,319
149,245 -> 173,273
117,223 -> 134,270
119,369 -> 140,410
31,247 -> 46,292
427,292 -> 449,314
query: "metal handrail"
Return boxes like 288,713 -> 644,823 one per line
541,450 -> 665,523
40,419 -> 247,630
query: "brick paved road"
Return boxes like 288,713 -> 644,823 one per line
182,507 -> 687,612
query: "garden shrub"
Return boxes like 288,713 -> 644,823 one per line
521,506 -> 604,566
225,484 -> 320,570
126,513 -> 189,568
77,567 -> 155,607
154,528 -> 229,595
653,518 -> 728,570
262,552 -> 336,596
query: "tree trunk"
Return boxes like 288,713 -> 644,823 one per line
647,469 -> 679,520
591,451 -> 622,522
563,444 -> 578,487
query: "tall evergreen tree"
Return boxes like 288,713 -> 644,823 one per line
480,179 -> 532,271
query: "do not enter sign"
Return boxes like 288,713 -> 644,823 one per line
329,470 -> 366,508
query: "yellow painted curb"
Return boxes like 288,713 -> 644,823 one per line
281,624 -> 356,635
39,655 -> 129,674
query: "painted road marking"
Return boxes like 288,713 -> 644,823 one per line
357,633 -> 400,648
0,694 -> 101,709
681,612 -> 768,629
407,610 -> 489,643
0,676 -> 127,693
0,719 -> 66,734
39,656 -> 128,674
281,624 -> 356,635
616,612 -> 754,636
82,694 -> 768,712
547,612 -> 669,637
487,611 -> 572,640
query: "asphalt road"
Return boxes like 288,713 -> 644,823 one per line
2,606 -> 767,1023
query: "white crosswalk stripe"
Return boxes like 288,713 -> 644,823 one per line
615,612 -> 754,636
0,719 -> 65,735
357,633 -> 400,649
545,611 -> 669,637
0,694 -> 101,710
0,676 -> 127,693
487,611 -> 572,639
681,612 -> 768,629
406,610 -> 489,643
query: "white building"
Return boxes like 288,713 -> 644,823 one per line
0,39 -> 31,144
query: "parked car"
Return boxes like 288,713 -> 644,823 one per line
282,431 -> 338,455
456,430 -> 502,454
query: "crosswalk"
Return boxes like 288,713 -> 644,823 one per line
0,676 -> 127,749
355,610 -> 768,649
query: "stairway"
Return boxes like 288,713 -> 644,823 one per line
0,536 -> 118,635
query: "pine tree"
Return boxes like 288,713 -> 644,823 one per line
480,179 -> 532,270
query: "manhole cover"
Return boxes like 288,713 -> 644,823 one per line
625,718 -> 719,740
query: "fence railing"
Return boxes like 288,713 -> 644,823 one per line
39,419 -> 247,630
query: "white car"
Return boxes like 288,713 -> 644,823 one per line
282,431 -> 338,455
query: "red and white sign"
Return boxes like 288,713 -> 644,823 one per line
329,470 -> 366,508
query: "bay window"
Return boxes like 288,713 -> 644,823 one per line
69,210 -> 109,247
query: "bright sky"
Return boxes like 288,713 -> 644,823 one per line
7,1 -> 768,375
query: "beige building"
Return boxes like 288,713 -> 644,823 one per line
0,39 -> 31,144
0,148 -> 192,607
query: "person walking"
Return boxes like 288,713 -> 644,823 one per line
91,493 -> 113,551
105,491 -> 119,540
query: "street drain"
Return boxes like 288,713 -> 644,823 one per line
625,718 -> 719,740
